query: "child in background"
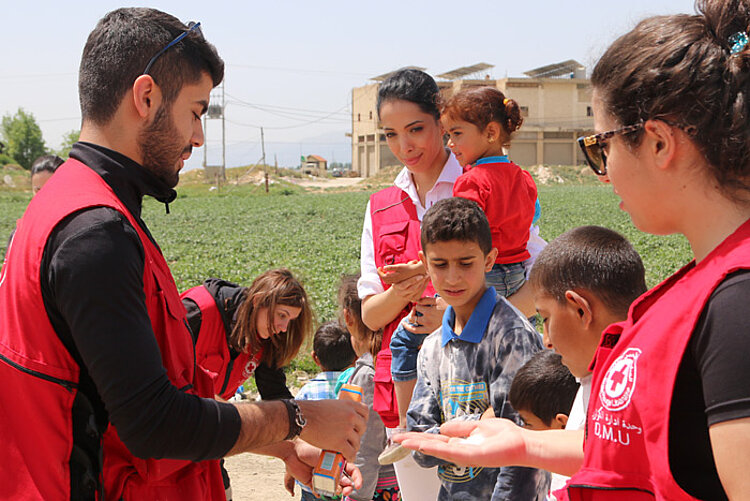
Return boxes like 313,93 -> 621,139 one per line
509,350 -> 579,432
407,197 -> 546,500
296,321 -> 357,401
294,321 -> 357,501
508,350 -> 579,500
339,274 -> 401,501
443,86 -> 538,298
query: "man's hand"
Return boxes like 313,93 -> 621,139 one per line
283,468 -> 296,496
297,399 -> 368,461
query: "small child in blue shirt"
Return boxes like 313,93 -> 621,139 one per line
406,197 -> 547,500
292,321 -> 356,501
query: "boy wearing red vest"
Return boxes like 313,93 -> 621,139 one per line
0,8 -> 365,501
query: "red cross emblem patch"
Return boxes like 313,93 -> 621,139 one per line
599,348 -> 641,411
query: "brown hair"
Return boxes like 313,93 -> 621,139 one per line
337,273 -> 382,358
441,86 -> 523,146
230,268 -> 312,368
591,0 -> 750,202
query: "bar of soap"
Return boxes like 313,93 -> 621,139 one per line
459,433 -> 486,445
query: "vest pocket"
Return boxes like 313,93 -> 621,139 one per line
376,221 -> 410,266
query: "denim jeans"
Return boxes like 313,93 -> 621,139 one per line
390,321 -> 429,383
485,261 -> 525,298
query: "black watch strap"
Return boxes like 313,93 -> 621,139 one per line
282,399 -> 305,440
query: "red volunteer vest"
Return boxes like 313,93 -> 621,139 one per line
560,218 -> 750,500
0,159 -> 224,500
369,187 -> 435,427
181,284 -> 263,400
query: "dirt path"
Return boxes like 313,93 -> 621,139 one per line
225,451 -> 293,500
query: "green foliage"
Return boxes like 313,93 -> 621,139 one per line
0,153 -> 16,166
56,129 -> 80,158
536,185 -> 692,287
0,183 -> 693,375
1,108 -> 47,170
143,190 -> 369,324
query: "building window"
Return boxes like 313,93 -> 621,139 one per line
520,106 -> 529,117
379,134 -> 386,141
366,134 -> 375,142
369,111 -> 373,120
358,135 -> 365,142
587,106 -> 593,117
358,113 -> 361,122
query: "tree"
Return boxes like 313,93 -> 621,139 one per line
56,129 -> 80,158
1,108 -> 47,170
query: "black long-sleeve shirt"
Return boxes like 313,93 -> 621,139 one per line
40,142 -> 240,461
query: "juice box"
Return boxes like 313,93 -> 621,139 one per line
312,383 -> 363,497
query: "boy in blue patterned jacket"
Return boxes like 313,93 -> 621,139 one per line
407,197 -> 547,500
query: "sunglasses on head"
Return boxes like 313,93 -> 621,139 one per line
577,122 -> 644,176
143,21 -> 203,75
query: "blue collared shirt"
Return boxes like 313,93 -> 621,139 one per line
441,287 -> 498,347
474,155 -> 509,166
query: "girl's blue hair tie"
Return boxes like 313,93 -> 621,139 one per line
729,31 -> 749,56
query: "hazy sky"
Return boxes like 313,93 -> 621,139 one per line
1,0 -> 694,169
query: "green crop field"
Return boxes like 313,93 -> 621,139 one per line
1,181 -> 692,380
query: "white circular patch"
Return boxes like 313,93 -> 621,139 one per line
599,348 -> 641,412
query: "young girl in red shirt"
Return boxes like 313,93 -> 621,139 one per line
442,87 -> 538,297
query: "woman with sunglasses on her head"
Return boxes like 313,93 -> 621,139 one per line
396,1 -> 750,499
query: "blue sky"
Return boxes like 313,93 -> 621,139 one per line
1,0 -> 692,169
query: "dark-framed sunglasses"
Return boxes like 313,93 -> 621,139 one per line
577,122 -> 643,176
143,21 -> 202,75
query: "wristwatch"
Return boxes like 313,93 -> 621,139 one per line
282,399 -> 306,440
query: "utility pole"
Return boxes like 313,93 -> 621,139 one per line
261,127 -> 268,193
203,81 -> 226,183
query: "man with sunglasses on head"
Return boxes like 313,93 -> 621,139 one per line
0,8 -> 366,501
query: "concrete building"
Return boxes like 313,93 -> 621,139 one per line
302,154 -> 327,175
351,61 -> 594,176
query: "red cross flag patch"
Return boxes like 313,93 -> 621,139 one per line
599,348 -> 641,412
